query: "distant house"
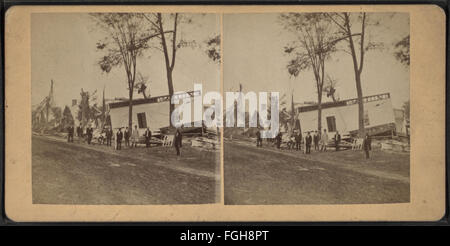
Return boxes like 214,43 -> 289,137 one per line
296,93 -> 397,137
107,91 -> 201,133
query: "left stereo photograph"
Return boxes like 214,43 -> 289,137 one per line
31,13 -> 222,205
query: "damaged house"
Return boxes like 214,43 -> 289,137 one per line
296,93 -> 402,137
107,91 -> 202,135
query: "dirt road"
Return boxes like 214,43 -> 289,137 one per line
224,141 -> 410,205
32,135 -> 220,204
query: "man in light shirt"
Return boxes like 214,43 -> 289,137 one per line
131,125 -> 140,148
320,129 -> 328,152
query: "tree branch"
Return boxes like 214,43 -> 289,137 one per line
170,13 -> 178,70
358,13 -> 366,74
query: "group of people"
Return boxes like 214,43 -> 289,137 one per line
65,124 -> 184,156
112,125 -> 152,150
67,125 -> 93,144
269,129 -> 341,154
257,128 -> 373,159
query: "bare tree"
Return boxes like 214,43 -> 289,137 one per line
91,13 -> 152,130
141,13 -> 183,122
325,13 -> 382,137
280,13 -> 337,133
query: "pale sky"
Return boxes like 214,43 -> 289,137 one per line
223,13 -> 409,109
31,12 -> 409,110
31,13 -> 220,108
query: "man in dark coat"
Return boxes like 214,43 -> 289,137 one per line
295,131 -> 302,151
105,127 -> 112,146
124,127 -> 130,148
363,133 -> 372,159
67,126 -> 74,143
144,128 -> 152,148
256,129 -> 262,147
275,132 -> 282,149
76,125 -> 81,138
313,131 -> 319,150
86,127 -> 93,145
174,128 -> 183,156
334,131 -> 341,151
116,128 -> 123,150
305,132 -> 312,154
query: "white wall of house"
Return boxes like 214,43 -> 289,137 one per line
109,98 -> 201,131
298,97 -> 396,135
109,101 -> 171,131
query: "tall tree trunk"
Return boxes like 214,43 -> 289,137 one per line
344,13 -> 366,137
167,70 -> 175,120
128,88 -> 133,130
355,73 -> 365,137
158,13 -> 177,126
317,91 -> 322,133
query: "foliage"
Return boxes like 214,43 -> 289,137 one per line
91,13 -> 157,129
205,34 -> 221,64
279,13 -> 338,132
394,35 -> 410,66
280,13 -> 338,80
402,100 -> 410,121
61,105 -> 74,127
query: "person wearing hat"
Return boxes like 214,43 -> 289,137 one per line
334,131 -> 341,151
305,132 -> 312,154
131,125 -> 139,148
363,133 -> 372,159
174,128 -> 183,156
256,128 -> 262,148
144,127 -> 152,148
116,128 -> 123,150
295,131 -> 302,151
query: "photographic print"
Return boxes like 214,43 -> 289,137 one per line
4,5 -> 445,222
223,12 -> 411,205
31,13 -> 221,205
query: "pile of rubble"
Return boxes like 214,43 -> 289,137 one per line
378,139 -> 410,152
190,137 -> 219,151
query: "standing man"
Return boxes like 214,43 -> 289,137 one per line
116,128 -> 123,150
313,131 -> 319,151
66,125 -> 71,142
363,133 -> 372,159
144,127 -> 152,148
70,125 -> 74,142
256,129 -> 262,148
86,126 -> 93,145
335,131 -> 341,151
124,127 -> 130,148
105,127 -> 112,146
295,131 -> 302,151
77,124 -> 83,143
132,125 -> 139,148
305,132 -> 312,154
275,132 -> 282,149
174,128 -> 183,157
76,124 -> 81,138
320,129 -> 329,152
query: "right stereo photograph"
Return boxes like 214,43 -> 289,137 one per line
223,12 -> 410,205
